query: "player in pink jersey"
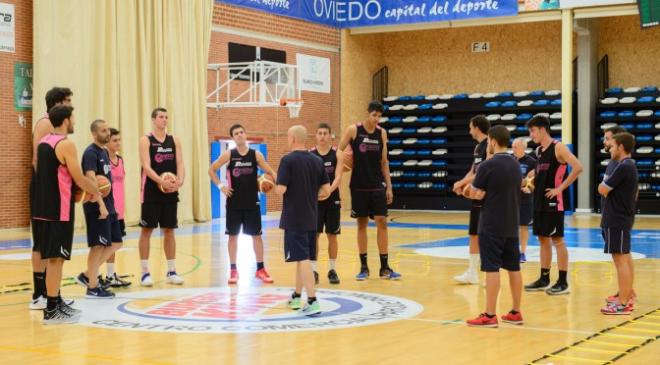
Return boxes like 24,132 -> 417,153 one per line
104,128 -> 131,287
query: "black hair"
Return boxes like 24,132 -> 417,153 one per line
45,87 -> 73,111
151,107 -> 167,119
367,100 -> 384,113
488,125 -> 510,148
48,105 -> 74,128
469,115 -> 490,134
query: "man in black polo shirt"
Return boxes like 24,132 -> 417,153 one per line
463,125 -> 523,328
598,132 -> 638,315
276,125 -> 331,317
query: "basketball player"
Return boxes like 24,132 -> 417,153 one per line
311,123 -> 344,284
601,126 -> 636,304
105,128 -> 131,287
452,115 -> 490,284
463,125 -> 523,328
138,107 -> 185,286
208,124 -> 277,284
598,132 -> 638,315
29,87 -> 73,310
512,137 -> 537,263
338,101 -> 401,281
33,105 -> 101,323
525,115 -> 583,295
75,120 -> 123,298
276,125 -> 330,316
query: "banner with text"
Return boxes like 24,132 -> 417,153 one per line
219,0 -> 519,28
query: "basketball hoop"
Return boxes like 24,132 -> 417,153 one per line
280,98 -> 303,119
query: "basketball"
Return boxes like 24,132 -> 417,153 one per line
343,145 -> 354,170
524,177 -> 535,191
159,172 -> 178,193
96,175 -> 112,198
258,174 -> 275,193
73,187 -> 92,203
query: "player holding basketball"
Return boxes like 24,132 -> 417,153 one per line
525,115 -> 583,295
208,124 -> 277,284
33,105 -> 102,323
452,115 -> 490,284
75,120 -> 123,298
29,87 -> 73,310
463,125 -> 524,328
311,123 -> 344,284
338,101 -> 401,281
138,107 -> 185,286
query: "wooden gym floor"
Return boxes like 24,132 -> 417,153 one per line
0,211 -> 658,365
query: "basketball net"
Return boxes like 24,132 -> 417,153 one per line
280,98 -> 303,119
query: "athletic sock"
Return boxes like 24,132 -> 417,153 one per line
468,254 -> 480,274
167,260 -> 176,273
308,296 -> 317,304
328,259 -> 336,271
291,292 -> 301,299
485,313 -> 496,318
140,259 -> 149,273
106,263 -> 115,278
379,254 -> 389,270
46,296 -> 58,311
33,272 -> 46,299
510,310 -> 520,315
558,270 -> 568,285
359,253 -> 368,268
541,268 -> 550,282
311,261 -> 317,271
256,262 -> 264,270
230,263 -> 237,270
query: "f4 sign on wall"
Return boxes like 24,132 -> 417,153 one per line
296,54 -> 331,93
471,42 -> 490,53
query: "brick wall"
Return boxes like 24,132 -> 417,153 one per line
0,0 -> 32,228
209,4 -> 341,212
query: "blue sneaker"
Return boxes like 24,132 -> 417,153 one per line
355,267 -> 370,281
85,286 -> 115,299
380,268 -> 402,280
520,253 -> 527,263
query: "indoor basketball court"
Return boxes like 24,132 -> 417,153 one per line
0,1 -> 659,364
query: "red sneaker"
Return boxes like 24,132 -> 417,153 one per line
606,291 -> 637,305
501,311 -> 524,325
601,302 -> 633,315
255,268 -> 274,284
466,313 -> 498,328
228,269 -> 239,285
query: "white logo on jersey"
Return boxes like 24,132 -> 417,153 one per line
324,161 -> 332,166
235,161 -> 253,167
362,138 -> 380,144
157,147 -> 173,153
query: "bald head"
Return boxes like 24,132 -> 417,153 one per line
512,137 -> 527,158
288,125 -> 308,150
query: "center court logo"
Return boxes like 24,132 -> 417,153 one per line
74,287 -> 423,333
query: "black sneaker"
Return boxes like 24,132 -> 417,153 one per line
98,275 -> 111,290
106,273 -> 132,287
75,272 -> 89,288
313,271 -> 319,285
546,282 -> 570,295
58,297 -> 82,317
43,304 -> 79,324
524,278 -> 550,292
328,269 -> 340,285
86,286 -> 116,299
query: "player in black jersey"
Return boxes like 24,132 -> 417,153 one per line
524,116 -> 583,295
138,108 -> 186,286
452,115 -> 490,285
311,123 -> 345,284
338,101 -> 401,281
33,105 -> 101,323
208,124 -> 277,285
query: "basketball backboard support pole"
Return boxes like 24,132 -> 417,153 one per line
207,61 -> 302,110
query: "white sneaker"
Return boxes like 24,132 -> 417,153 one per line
453,271 -> 479,285
29,295 -> 47,310
166,271 -> 184,285
140,272 -> 154,287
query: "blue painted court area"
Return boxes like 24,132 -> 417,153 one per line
1,218 -> 658,258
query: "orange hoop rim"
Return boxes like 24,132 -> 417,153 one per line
279,98 -> 303,106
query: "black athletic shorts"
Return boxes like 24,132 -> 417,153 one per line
520,203 -> 533,226
318,202 -> 341,234
33,219 -> 74,260
351,189 -> 387,218
85,212 -> 123,247
478,232 -> 520,272
284,230 -> 316,262
533,211 -> 565,237
119,219 -> 126,237
468,205 -> 481,235
602,227 -> 631,254
140,202 -> 178,229
226,209 -> 262,236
